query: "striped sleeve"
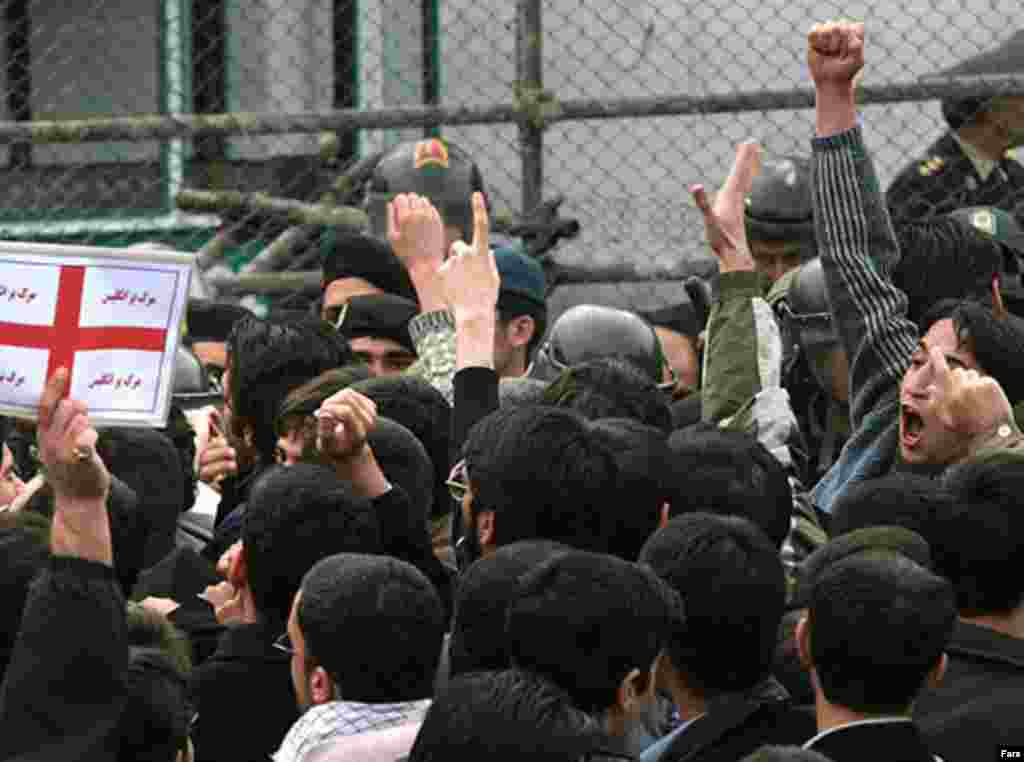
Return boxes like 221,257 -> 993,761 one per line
811,127 -> 919,428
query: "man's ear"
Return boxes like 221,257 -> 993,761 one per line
795,614 -> 813,670
477,510 -> 496,550
660,503 -> 670,529
615,668 -> 652,714
310,665 -> 335,705
507,315 -> 536,349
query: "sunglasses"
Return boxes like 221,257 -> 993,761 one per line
446,459 -> 469,502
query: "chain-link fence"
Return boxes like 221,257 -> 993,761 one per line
1,0 -> 1023,313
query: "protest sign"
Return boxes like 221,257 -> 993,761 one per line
0,241 -> 192,427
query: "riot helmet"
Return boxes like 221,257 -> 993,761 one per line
364,138 -> 485,242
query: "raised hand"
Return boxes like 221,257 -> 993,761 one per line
315,388 -> 378,462
37,368 -> 110,501
807,20 -> 865,90
388,192 -> 446,272
197,408 -> 237,489
439,192 -> 499,320
925,345 -> 1012,437
689,142 -> 761,273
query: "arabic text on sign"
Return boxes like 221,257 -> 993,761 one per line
0,285 -> 38,304
88,372 -> 143,390
0,371 -> 26,388
100,289 -> 157,307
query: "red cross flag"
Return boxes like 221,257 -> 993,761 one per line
0,242 -> 192,427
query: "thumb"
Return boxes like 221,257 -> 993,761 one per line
721,141 -> 762,200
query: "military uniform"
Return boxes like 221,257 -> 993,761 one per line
886,131 -> 1024,223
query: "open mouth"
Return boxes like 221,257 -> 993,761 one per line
901,406 -> 924,448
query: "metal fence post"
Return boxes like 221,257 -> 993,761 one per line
516,0 -> 543,216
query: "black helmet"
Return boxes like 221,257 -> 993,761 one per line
365,138 -> 485,241
172,347 -> 221,410
745,155 -> 815,251
778,258 -> 840,395
527,304 -> 665,384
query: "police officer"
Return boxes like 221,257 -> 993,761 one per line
887,32 -> 1024,222
744,155 -> 816,286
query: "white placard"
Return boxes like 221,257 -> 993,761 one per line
0,241 -> 193,427
0,261 -> 60,326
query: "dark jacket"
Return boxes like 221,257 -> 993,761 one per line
886,131 -> 1024,223
914,620 -> 1024,762
0,557 -> 127,762
660,679 -> 816,762
804,718 -> 938,762
190,619 -> 298,762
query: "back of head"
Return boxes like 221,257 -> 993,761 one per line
529,304 -> 665,385
350,374 -> 452,521
0,512 -> 50,680
639,513 -> 785,698
830,471 -> 950,541
741,747 -> 835,762
506,550 -> 681,714
408,669 -> 605,762
367,417 -> 435,526
938,455 -> 1024,615
463,406 -> 617,552
791,526 -> 934,610
667,424 -> 792,549
495,246 -> 549,359
450,540 -> 570,677
589,418 -> 675,561
243,464 -> 382,624
298,553 -> 444,703
227,316 -> 351,463
543,356 -> 672,432
96,426 -> 186,567
320,233 -> 417,302
893,215 -> 1003,324
807,552 -> 956,714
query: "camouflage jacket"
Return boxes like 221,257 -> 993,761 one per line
406,310 -> 457,405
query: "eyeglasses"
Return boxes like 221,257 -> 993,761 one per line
273,632 -> 295,656
446,459 -> 469,502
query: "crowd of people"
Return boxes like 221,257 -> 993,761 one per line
2,19 -> 1024,762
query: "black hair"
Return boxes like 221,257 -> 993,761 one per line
639,514 -> 785,699
408,669 -> 607,762
543,357 -> 672,433
919,299 -> 1024,405
21,476 -> 148,597
156,404 -> 198,516
507,550 -> 682,714
449,540 -> 570,678
320,233 -> 418,303
938,455 -> 1024,615
226,315 -> 351,464
298,553 -> 444,703
463,406 -> 617,553
893,218 -> 1002,325
666,425 -> 792,549
96,426 -> 186,569
807,552 -> 955,714
588,418 -> 675,561
741,747 -> 835,762
830,472 -> 951,542
350,374 -> 452,521
118,603 -> 193,762
0,511 -> 50,681
242,463 -> 382,625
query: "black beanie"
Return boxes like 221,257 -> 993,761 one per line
320,232 -> 418,303
338,293 -> 419,354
